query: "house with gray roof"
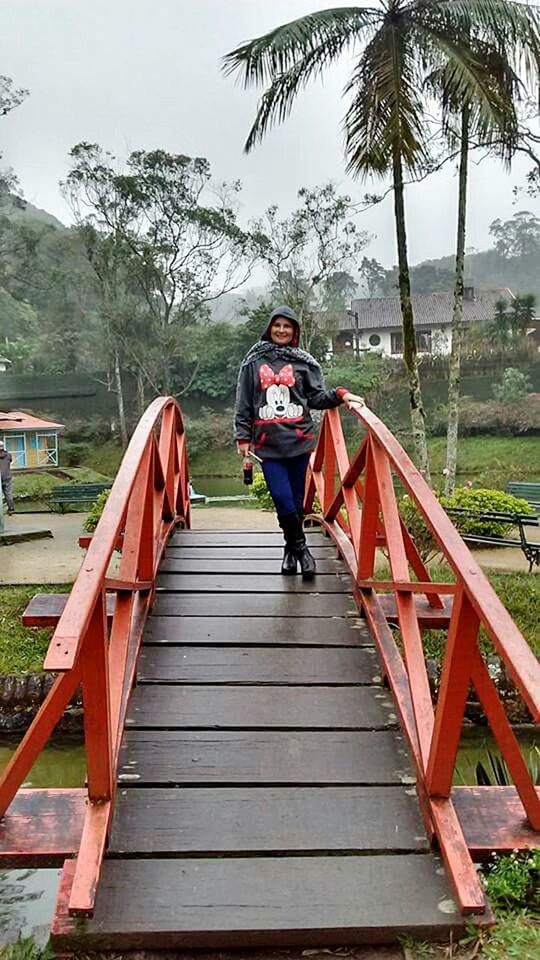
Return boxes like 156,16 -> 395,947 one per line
335,285 -> 513,358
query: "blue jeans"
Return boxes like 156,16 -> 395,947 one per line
262,454 -> 310,518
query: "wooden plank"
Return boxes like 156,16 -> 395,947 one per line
126,684 -> 396,730
138,646 -> 379,684
157,573 -> 350,593
152,593 -> 355,618
377,594 -> 453,629
169,531 -> 330,547
165,546 -> 338,559
109,787 -> 428,855
143,616 -> 373,647
22,593 -> 115,627
0,789 -> 85,865
52,854 -> 466,950
118,730 -> 411,785
160,557 -> 344,574
453,786 -> 540,857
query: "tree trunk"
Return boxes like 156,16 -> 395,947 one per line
392,144 -> 431,482
114,350 -> 129,449
445,106 -> 470,496
137,370 -> 146,418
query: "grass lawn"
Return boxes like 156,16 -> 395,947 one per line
0,584 -> 71,674
427,435 -> 540,484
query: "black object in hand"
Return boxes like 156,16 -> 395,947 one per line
243,460 -> 253,485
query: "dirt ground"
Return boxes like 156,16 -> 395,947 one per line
0,506 -> 536,585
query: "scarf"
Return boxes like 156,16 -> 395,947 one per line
240,340 -> 320,372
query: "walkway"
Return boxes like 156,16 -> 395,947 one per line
51,527 -> 464,951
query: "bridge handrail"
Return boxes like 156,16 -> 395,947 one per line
306,403 -> 540,917
0,396 -> 190,917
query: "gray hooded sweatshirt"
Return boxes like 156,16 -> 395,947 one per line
234,306 -> 345,460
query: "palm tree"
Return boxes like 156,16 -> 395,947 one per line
437,5 -> 540,495
223,1 -> 539,480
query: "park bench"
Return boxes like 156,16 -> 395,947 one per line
506,481 -> 540,512
49,482 -> 111,512
446,507 -> 540,573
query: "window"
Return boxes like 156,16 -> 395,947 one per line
36,433 -> 58,466
369,334 -> 381,347
391,332 -> 402,355
4,434 -> 26,468
390,330 -> 432,355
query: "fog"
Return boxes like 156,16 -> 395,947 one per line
1,0 -> 539,271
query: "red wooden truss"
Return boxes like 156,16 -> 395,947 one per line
0,397 -> 190,916
305,403 -> 540,918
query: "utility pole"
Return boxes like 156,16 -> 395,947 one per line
347,308 -> 360,359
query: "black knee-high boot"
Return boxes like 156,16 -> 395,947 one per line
278,512 -> 299,575
295,511 -> 316,580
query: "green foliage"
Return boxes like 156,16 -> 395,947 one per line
0,938 -> 55,960
184,408 -> 233,460
251,471 -> 274,511
493,367 -> 533,404
484,850 -> 540,911
474,747 -> 540,787
0,584 -> 71,674
82,489 -> 110,533
323,353 -> 392,405
429,394 -> 540,437
11,467 -> 111,504
421,564 -> 540,658
440,487 -> 533,536
61,440 -> 92,466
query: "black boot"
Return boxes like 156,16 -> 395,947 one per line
295,512 -> 316,580
278,512 -> 298,575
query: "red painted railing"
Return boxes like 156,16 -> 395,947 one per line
306,403 -> 540,917
0,397 -> 190,916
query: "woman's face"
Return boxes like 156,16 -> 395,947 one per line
270,317 -> 295,346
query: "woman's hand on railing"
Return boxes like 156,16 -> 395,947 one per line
341,392 -> 365,409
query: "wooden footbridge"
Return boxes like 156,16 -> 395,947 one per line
0,398 -> 539,951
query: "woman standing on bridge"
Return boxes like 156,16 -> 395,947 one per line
234,305 -> 363,579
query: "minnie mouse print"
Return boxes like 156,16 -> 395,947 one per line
258,363 -> 304,421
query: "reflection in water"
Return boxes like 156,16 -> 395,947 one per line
0,869 -> 60,946
0,741 -> 86,945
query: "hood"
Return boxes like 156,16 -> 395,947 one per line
261,305 -> 300,348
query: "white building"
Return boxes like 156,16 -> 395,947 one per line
334,286 -> 514,358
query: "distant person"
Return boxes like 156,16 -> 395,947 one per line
0,441 -> 14,515
234,305 -> 364,579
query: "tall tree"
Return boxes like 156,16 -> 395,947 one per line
63,144 -> 257,401
439,5 -> 540,494
224,1 -> 539,479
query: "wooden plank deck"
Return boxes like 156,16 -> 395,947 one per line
52,528 -> 470,949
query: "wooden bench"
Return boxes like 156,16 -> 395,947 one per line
506,482 -> 540,512
49,482 -> 111,512
446,507 -> 540,572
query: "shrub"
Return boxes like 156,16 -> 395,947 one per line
251,472 -> 321,514
430,394 -> 540,437
61,440 -> 91,466
493,367 -> 532,405
399,487 -> 533,560
440,487 -> 533,537
484,849 -> 540,910
82,489 -> 110,533
251,472 -> 274,511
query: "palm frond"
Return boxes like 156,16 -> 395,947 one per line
343,25 -> 431,178
222,7 -> 379,87
421,29 -> 520,157
419,0 -> 540,90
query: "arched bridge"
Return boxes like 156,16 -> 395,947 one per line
0,397 -> 538,951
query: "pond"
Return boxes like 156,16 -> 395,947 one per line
0,729 -> 537,945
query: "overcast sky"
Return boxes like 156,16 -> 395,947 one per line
1,0 -> 539,272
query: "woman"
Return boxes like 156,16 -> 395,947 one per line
234,305 -> 364,579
